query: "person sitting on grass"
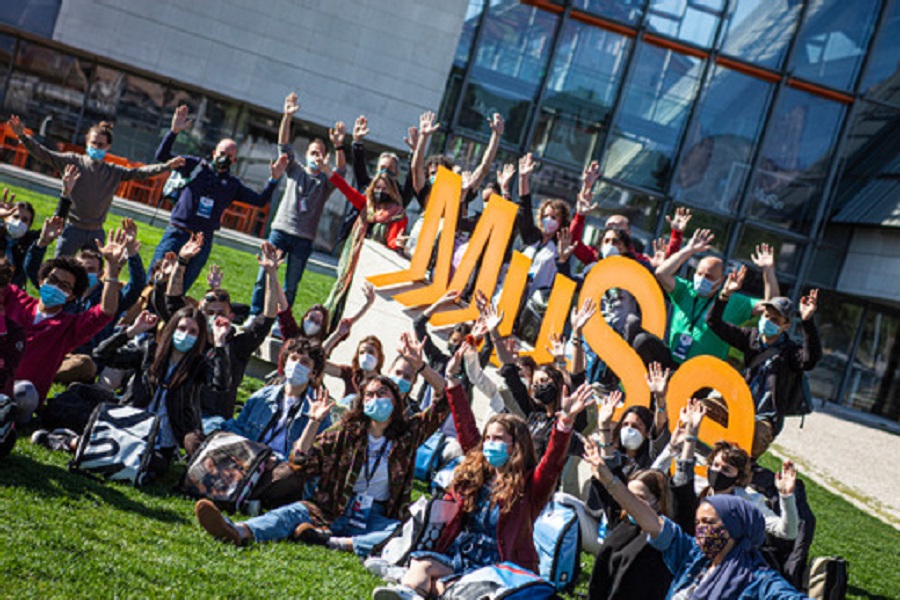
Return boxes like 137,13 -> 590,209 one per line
0,189 -> 39,290
194,335 -> 451,557
583,438 -> 807,600
371,352 -> 595,600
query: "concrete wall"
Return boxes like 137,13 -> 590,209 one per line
51,0 -> 467,147
837,227 -> 900,304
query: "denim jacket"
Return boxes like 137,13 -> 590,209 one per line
220,384 -> 331,461
648,517 -> 808,600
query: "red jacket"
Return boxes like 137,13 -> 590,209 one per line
569,213 -> 683,266
436,383 -> 572,573
329,172 -> 407,250
3,284 -> 111,401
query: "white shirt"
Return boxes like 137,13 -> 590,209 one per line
523,239 -> 559,294
353,434 -> 392,502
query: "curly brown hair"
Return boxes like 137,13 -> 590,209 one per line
450,413 -> 536,516
88,121 -> 114,145
538,198 -> 571,231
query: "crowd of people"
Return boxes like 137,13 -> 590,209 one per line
0,94 -> 824,600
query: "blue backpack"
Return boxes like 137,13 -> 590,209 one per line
439,562 -> 558,600
430,455 -> 463,496
414,431 -> 446,481
534,500 -> 582,592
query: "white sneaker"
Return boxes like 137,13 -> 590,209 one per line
364,557 -> 408,583
372,585 -> 422,600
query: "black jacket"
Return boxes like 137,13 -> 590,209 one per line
589,520 -> 672,600
1,228 -> 40,289
93,330 -> 230,447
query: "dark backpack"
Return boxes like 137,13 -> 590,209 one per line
0,394 -> 17,458
748,345 -> 814,425
42,383 -> 119,434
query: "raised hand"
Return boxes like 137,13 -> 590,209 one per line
96,228 -> 128,272
686,228 -> 714,254
645,362 -> 671,397
597,390 -> 622,426
157,252 -> 178,281
257,240 -> 283,271
0,189 -> 16,219
547,332 -> 566,364
170,104 -> 193,133
481,301 -> 504,333
121,217 -> 140,257
684,397 -> 707,433
518,153 -> 535,178
460,170 -> 476,194
7,115 -> 25,137
419,111 -> 440,136
800,289 -> 818,321
38,215 -> 65,247
270,153 -> 290,180
723,264 -> 747,295
362,281 -> 376,305
179,232 -> 205,261
570,297 -> 597,335
556,227 -> 576,263
751,243 -> 775,270
335,317 -> 353,339
206,264 -> 223,289
496,163 -> 515,194
329,121 -> 347,148
211,315 -> 231,346
352,115 -> 369,142
61,164 -> 81,197
166,156 -> 186,170
576,189 -> 598,215
473,289 -> 490,314
308,386 -> 334,422
666,206 -> 692,233
470,315 -> 489,339
582,160 -> 601,188
398,331 -> 426,372
127,310 -> 159,337
559,382 -> 595,423
648,237 -> 668,270
445,342 -> 469,379
403,126 -> 419,152
488,113 -> 505,136
284,92 -> 301,116
775,460 -> 797,496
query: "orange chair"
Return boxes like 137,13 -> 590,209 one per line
0,123 -> 33,167
248,204 -> 271,238
103,154 -> 134,197
221,201 -> 252,233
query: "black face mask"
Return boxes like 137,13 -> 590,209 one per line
374,190 -> 392,204
213,155 -> 232,171
707,467 -> 738,492
532,381 -> 559,406
447,343 -> 460,355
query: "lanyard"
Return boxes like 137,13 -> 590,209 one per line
687,294 -> 715,332
363,438 -> 390,487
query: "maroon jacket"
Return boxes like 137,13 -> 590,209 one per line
436,382 -> 572,573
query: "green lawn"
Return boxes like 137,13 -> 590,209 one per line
2,183 -> 898,598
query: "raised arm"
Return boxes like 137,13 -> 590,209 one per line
328,121 -> 347,172
466,113 -> 504,193
294,386 -> 334,457
8,115 -> 70,171
516,153 -> 541,245
279,92 -> 300,145
96,228 -> 128,318
751,243 -> 781,301
707,265 -> 754,353
167,232 -> 204,300
412,111 -> 439,194
655,228 -> 715,293
351,115 -> 372,190
257,241 -> 281,319
796,289 -> 822,370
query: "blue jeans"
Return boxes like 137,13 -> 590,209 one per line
244,499 -> 400,556
56,225 -> 104,257
249,229 -> 313,315
150,225 -> 213,292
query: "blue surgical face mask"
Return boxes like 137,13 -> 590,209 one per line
172,330 -> 198,353
482,440 -> 509,468
307,158 -> 321,172
364,396 -> 394,423
86,147 -> 107,161
693,274 -> 718,297
428,175 -> 436,185
39,282 -> 69,307
87,272 -> 99,288
390,375 -> 412,396
758,315 -> 782,338
284,360 -> 311,387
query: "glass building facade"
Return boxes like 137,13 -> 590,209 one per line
436,0 -> 899,420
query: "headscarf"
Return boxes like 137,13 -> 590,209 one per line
693,494 -> 767,600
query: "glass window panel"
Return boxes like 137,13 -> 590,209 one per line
676,207 -> 732,254
602,43 -> 704,192
860,0 -> 900,104
532,22 -> 631,167
789,0 -> 880,92
807,293 -> 863,403
233,108 -> 279,189
453,0 -> 485,69
718,0 -> 803,69
647,0 -> 726,48
579,181 -> 664,251
745,88 -> 845,232
573,0 -> 645,25
5,41 -> 91,146
671,65 -> 773,213
459,1 -> 558,145
845,309 -> 899,419
0,0 -> 61,38
163,92 -> 239,159
0,34 -> 13,108
833,102 -> 900,211
733,225 -> 803,274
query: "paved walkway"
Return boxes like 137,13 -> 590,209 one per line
771,405 -> 900,529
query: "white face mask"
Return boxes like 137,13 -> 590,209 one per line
620,425 -> 645,451
541,216 -> 560,235
601,244 -> 620,259
5,218 -> 28,239
284,360 -> 310,387
358,352 -> 378,372
302,317 -> 321,337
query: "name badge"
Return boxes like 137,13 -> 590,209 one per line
672,332 -> 694,362
197,196 -> 215,219
348,493 -> 374,529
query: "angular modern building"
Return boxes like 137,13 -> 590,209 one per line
1,0 -> 897,420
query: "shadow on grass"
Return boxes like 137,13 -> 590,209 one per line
847,586 -> 890,600
0,452 -> 188,524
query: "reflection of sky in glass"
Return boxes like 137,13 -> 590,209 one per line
647,0 -> 725,48
718,0 -> 802,69
453,0 -> 485,68
860,0 -> 900,98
